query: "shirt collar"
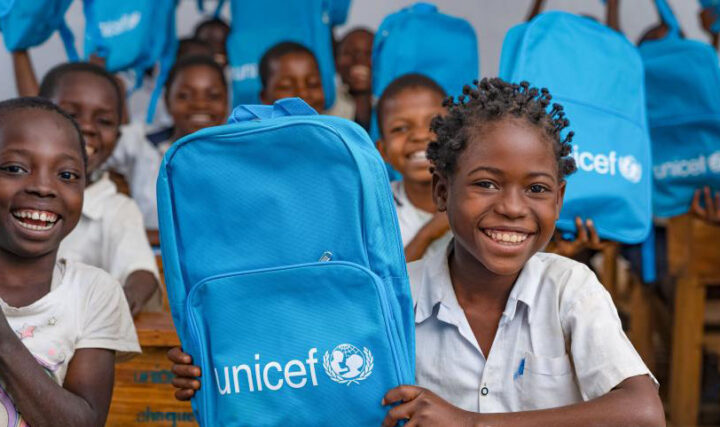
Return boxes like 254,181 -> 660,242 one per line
414,245 -> 544,325
82,173 -> 117,220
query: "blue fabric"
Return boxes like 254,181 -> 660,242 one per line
157,98 -> 414,425
0,0 -> 75,55
640,1 -> 720,218
225,0 -> 340,109
369,2 -> 478,142
83,0 -> 177,75
499,12 -> 653,245
699,0 -> 720,31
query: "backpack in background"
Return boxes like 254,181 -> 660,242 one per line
370,2 -> 479,142
83,0 -> 176,75
157,98 -> 414,426
225,0 -> 347,109
641,0 -> 720,218
0,0 -> 77,59
500,11 -> 653,245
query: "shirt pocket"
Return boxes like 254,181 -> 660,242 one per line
516,352 -> 582,410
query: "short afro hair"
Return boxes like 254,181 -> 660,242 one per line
38,62 -> 123,122
428,78 -> 577,180
377,73 -> 446,137
258,41 -> 318,89
0,97 -> 87,169
164,54 -> 228,102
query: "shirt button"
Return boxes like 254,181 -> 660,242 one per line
481,387 -> 489,396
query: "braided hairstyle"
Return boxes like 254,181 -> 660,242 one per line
427,78 -> 577,180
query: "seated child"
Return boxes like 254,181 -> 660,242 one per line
0,97 -> 139,426
37,62 -> 162,316
194,18 -> 231,67
326,28 -> 374,129
148,55 -> 229,155
258,41 -> 325,113
376,74 -> 452,262
169,79 -> 665,426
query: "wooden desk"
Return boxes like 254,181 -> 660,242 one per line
106,312 -> 197,427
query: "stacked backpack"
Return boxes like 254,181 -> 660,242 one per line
157,98 -> 414,426
640,0 -> 720,218
0,0 -> 77,59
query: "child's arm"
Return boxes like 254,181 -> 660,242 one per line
404,213 -> 450,262
691,186 -> 720,225
606,0 -> 621,32
382,375 -> 663,427
124,270 -> 161,317
0,314 -> 115,427
12,50 -> 40,97
526,0 -> 545,21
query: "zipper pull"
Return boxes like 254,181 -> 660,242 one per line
318,251 -> 333,262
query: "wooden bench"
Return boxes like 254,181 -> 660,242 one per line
667,214 -> 720,427
105,312 -> 196,426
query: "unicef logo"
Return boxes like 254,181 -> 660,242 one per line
708,152 -> 720,174
618,155 -> 642,183
323,344 -> 373,386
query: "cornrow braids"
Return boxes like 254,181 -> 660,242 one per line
427,77 -> 577,180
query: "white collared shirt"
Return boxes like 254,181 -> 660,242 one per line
392,181 -> 452,258
409,244 -> 654,413
58,175 -> 161,310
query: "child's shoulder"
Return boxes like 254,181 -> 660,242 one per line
529,252 -> 609,315
60,259 -> 124,294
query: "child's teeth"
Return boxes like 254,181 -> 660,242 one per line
40,213 -> 47,221
485,229 -> 529,244
32,212 -> 40,220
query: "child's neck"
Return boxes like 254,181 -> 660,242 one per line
403,179 -> 435,213
0,249 -> 56,307
448,244 -> 520,311
171,127 -> 188,143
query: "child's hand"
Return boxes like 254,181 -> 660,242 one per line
691,186 -> 720,225
168,347 -> 202,401
423,212 -> 450,241
123,271 -> 159,317
549,217 -> 608,258
348,65 -> 371,94
381,386 -> 479,427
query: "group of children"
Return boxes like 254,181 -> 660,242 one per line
4,0 -> 720,425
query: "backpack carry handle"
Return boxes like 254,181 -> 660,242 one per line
228,97 -> 318,123
654,0 -> 681,38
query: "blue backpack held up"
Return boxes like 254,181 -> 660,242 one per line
370,2 -> 479,142
499,12 -> 653,245
0,0 -> 78,59
225,0 -> 347,109
640,0 -> 720,218
157,98 -> 414,426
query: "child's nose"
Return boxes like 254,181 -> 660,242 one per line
495,189 -> 528,219
25,169 -> 57,198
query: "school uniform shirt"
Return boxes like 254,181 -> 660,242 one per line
104,121 -> 162,229
392,181 -> 452,258
325,81 -> 355,120
58,175 -> 162,311
0,259 -> 140,424
409,244 -> 656,413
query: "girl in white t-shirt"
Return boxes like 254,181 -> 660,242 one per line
0,98 -> 139,426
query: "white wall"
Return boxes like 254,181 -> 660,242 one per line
0,0 -> 709,101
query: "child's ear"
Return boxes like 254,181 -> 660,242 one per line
376,139 -> 388,161
556,180 -> 567,220
432,171 -> 449,212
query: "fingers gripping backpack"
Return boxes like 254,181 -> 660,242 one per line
369,2 -> 479,142
225,0 -> 344,109
157,98 -> 414,426
500,12 -> 653,245
640,0 -> 720,218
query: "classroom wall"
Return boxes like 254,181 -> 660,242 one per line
0,0 -> 708,102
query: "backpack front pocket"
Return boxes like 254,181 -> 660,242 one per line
186,261 -> 412,427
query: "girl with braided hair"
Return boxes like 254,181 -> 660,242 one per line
380,78 -> 664,426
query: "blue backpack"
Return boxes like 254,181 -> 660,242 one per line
0,0 -> 77,59
500,12 -> 653,245
640,0 -> 720,218
370,2 -> 479,142
225,0 -> 347,109
157,98 -> 414,426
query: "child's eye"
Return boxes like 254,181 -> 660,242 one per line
474,180 -> 498,189
0,164 -> 27,174
98,118 -> 115,127
528,184 -> 549,193
390,125 -> 408,134
59,171 -> 80,181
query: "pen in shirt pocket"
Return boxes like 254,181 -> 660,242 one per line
513,358 -> 525,380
